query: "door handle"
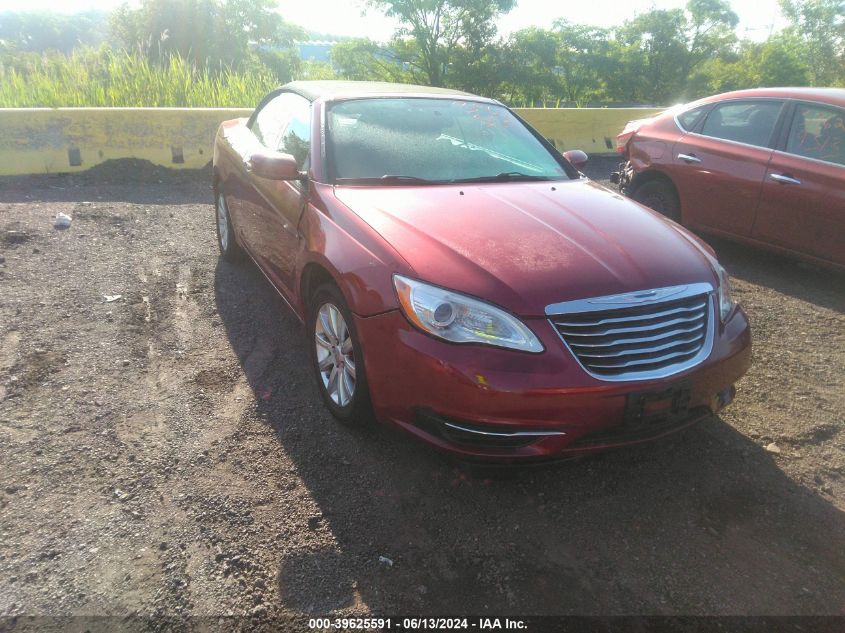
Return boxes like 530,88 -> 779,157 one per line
769,173 -> 802,185
677,153 -> 701,163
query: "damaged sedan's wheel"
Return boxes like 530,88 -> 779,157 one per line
634,180 -> 681,222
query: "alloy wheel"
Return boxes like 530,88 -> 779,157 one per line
314,302 -> 356,407
217,193 -> 230,251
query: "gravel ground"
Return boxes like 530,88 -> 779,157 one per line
0,158 -> 843,629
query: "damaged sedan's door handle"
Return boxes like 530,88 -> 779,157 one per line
769,173 -> 802,185
678,153 -> 701,164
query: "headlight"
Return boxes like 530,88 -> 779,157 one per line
393,275 -> 543,353
716,264 -> 735,321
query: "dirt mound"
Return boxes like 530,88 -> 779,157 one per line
75,158 -> 212,185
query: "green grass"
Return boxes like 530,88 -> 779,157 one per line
0,49 -> 279,107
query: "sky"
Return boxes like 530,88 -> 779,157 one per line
0,0 -> 789,42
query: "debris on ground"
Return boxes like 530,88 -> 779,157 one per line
54,213 -> 72,229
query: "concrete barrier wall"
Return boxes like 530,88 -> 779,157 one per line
516,107 -> 664,153
0,106 -> 664,177
0,108 -> 251,176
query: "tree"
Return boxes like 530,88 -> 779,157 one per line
218,0 -> 294,64
615,8 -> 689,104
0,11 -> 109,53
500,28 -> 560,106
365,0 -> 515,86
330,38 -> 415,82
685,0 -> 739,73
756,34 -> 812,85
110,0 -> 302,73
446,37 -> 508,98
779,0 -> 845,86
688,34 -> 810,97
614,0 -> 738,103
552,21 -> 617,105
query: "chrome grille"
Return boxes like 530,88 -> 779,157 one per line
547,284 -> 714,381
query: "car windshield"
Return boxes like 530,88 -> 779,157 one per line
326,98 -> 575,184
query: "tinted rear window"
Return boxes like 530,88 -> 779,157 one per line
677,106 -> 707,131
785,103 -> 845,166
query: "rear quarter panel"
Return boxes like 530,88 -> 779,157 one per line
628,113 -> 685,172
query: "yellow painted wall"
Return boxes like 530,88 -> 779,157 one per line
0,107 -> 250,176
514,107 -> 664,154
0,106 -> 663,177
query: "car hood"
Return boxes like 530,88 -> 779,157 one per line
333,178 -> 717,317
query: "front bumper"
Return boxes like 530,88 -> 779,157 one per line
354,308 -> 751,461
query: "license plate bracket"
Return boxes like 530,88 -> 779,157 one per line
625,382 -> 691,428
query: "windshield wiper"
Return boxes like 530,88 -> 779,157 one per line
335,175 -> 440,185
450,171 -> 555,183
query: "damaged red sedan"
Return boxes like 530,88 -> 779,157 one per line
212,81 -> 751,461
613,87 -> 845,270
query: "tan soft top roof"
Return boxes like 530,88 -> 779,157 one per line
282,80 -> 489,102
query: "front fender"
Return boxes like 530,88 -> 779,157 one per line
297,183 -> 415,317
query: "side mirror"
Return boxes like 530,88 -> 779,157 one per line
248,150 -> 301,180
563,149 -> 589,171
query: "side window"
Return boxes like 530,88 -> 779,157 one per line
677,105 -> 707,131
277,96 -> 311,170
700,101 -> 784,148
786,103 -> 845,167
251,94 -> 292,148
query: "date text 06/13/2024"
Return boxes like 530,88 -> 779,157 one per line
307,617 -> 527,630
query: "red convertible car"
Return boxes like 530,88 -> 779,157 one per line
213,81 -> 751,461
613,87 -> 845,271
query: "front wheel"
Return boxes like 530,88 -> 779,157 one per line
215,188 -> 244,262
308,284 -> 374,426
633,180 -> 681,223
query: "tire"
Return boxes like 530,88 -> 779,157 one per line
633,179 -> 681,222
215,186 -> 244,262
308,283 -> 374,427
